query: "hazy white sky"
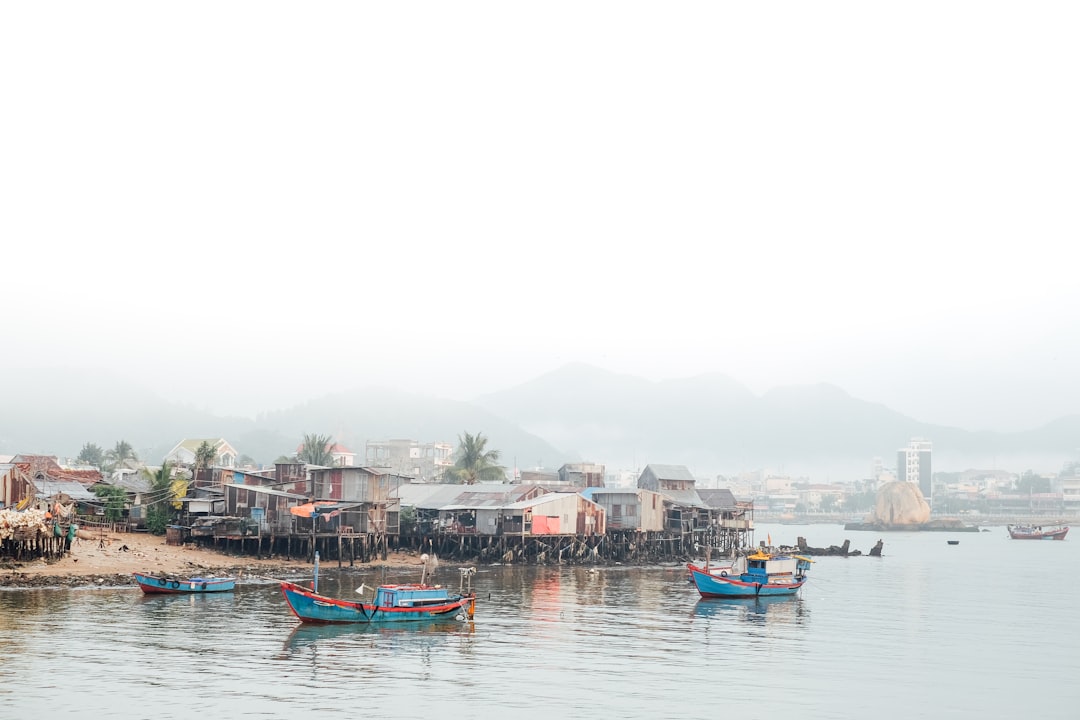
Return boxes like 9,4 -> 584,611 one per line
3,2 -> 1078,431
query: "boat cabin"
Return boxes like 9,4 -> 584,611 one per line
375,584 -> 450,608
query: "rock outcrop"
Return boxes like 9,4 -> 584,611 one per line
869,481 -> 930,525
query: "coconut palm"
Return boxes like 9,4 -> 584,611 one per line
297,433 -> 335,466
445,431 -> 505,485
106,440 -> 138,472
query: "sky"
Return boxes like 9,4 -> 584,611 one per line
3,2 -> 1079,432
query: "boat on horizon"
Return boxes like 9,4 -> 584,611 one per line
1007,524 -> 1068,540
134,572 -> 236,594
688,550 -> 812,599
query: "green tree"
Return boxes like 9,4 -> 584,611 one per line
193,440 -> 216,484
77,442 -> 106,470
142,461 -> 175,535
93,484 -> 127,522
444,431 -> 505,485
106,440 -> 138,472
297,433 -> 335,466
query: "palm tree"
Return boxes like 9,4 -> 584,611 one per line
141,461 -> 176,535
445,431 -> 505,485
193,440 -> 216,485
297,433 -> 335,466
106,440 -> 138,472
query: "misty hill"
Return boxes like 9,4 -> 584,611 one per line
3,365 -> 1077,480
0,368 -> 566,471
474,363 -> 1080,478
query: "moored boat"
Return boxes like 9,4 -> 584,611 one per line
1007,524 -> 1068,540
688,550 -> 812,599
280,555 -> 477,625
134,572 -> 236,594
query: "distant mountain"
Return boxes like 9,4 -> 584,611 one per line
0,367 -> 258,461
474,363 -> 1078,478
0,368 -> 566,472
2,364 -> 1075,479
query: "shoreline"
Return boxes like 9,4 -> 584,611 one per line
0,527 -> 425,590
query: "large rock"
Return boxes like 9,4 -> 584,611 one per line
869,481 -> 930,525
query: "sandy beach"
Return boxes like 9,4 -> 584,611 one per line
0,528 -> 424,588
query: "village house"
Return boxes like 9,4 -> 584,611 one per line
637,463 -> 708,533
163,438 -> 239,469
0,455 -> 100,511
583,487 -> 666,532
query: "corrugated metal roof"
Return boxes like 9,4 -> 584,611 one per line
643,464 -> 697,481
108,475 -> 151,493
501,492 -> 581,511
658,488 -> 706,508
33,478 -> 96,501
697,488 -> 738,509
398,482 -> 542,510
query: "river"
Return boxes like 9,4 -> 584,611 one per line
2,523 -> 1076,719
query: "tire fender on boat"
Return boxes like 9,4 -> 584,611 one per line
200,582 -> 208,590
158,577 -> 167,587
170,580 -> 180,589
719,570 -> 728,577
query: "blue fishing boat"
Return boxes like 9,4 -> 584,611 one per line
280,554 -> 477,625
687,550 -> 812,599
134,571 -> 236,594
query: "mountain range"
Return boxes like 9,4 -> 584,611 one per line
2,363 -> 1077,480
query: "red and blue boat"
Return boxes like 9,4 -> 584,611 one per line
280,555 -> 477,625
1007,524 -> 1069,540
688,550 -> 812,599
134,572 -> 236,594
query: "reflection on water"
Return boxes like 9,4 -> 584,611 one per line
691,595 -> 809,625
280,618 -> 476,655
3,527 -> 1079,720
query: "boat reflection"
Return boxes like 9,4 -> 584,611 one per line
692,595 -> 808,625
281,618 -> 476,654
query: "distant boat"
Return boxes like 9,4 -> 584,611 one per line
280,554 -> 476,624
947,540 -> 960,545
688,550 -> 812,599
134,572 -> 235,594
1007,524 -> 1069,541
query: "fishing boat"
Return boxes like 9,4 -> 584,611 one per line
1007,524 -> 1069,540
280,554 -> 477,625
687,550 -> 812,599
133,572 -> 236,594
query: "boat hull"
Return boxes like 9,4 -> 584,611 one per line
687,564 -> 805,599
1007,525 -> 1068,540
280,581 -> 476,624
134,572 -> 236,594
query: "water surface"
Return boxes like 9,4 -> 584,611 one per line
2,524 -> 1076,719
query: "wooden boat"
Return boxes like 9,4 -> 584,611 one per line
688,550 -> 812,599
947,540 -> 960,545
280,554 -> 477,625
1007,524 -> 1069,540
134,572 -> 236,594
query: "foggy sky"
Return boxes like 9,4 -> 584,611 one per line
3,3 -> 1078,432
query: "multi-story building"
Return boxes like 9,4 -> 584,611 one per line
898,438 -> 933,506
365,439 -> 453,483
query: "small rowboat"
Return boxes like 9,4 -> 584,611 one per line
134,572 -> 236,594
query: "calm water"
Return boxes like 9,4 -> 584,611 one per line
2,524 -> 1077,719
